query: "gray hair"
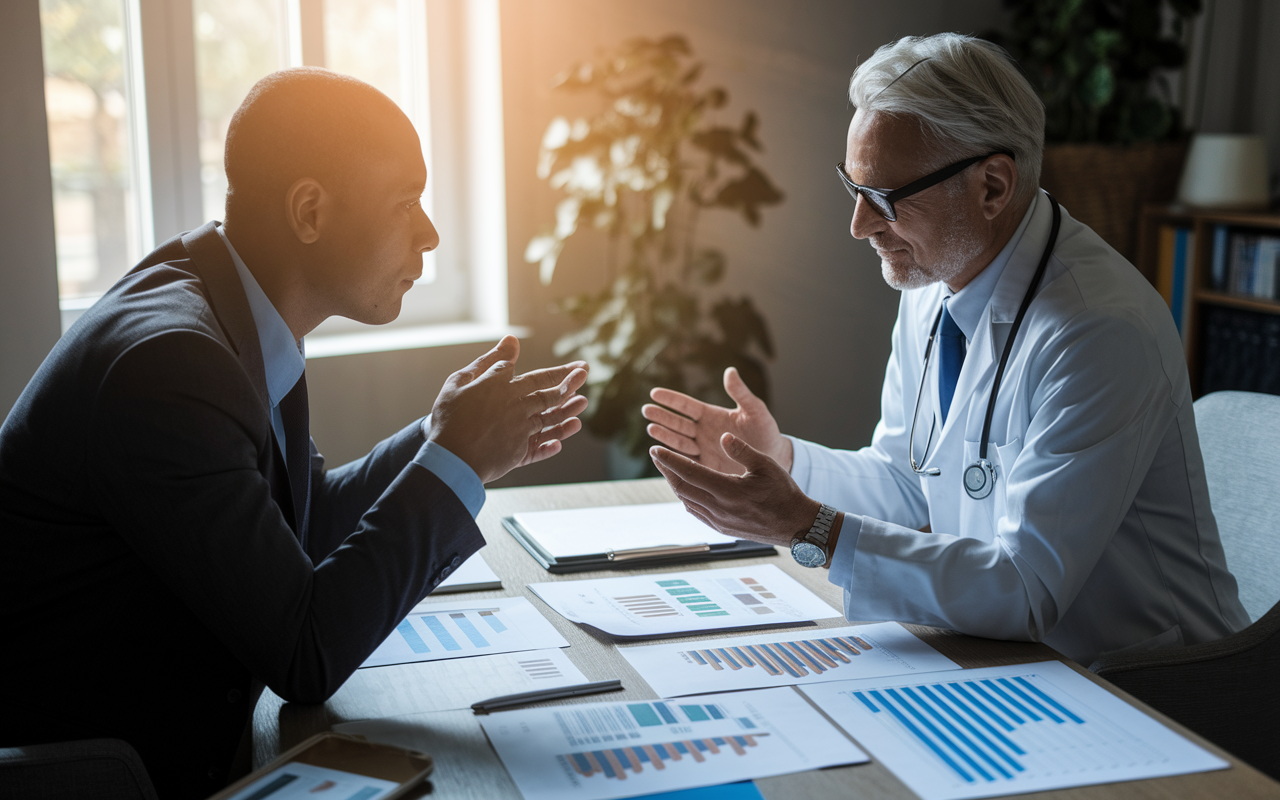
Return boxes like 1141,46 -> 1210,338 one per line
849,34 -> 1045,206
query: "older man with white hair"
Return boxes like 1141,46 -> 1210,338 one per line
644,33 -> 1248,666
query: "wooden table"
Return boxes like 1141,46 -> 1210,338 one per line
253,478 -> 1280,799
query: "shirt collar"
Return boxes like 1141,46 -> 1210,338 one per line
941,193 -> 1039,342
215,225 -> 305,409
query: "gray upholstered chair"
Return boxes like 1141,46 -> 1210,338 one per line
0,738 -> 158,800
1091,390 -> 1280,779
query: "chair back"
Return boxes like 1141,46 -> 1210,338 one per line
1194,391 -> 1280,622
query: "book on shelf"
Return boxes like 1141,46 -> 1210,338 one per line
1155,223 -> 1194,341
1209,224 -> 1280,301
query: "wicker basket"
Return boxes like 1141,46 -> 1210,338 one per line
1039,141 -> 1189,263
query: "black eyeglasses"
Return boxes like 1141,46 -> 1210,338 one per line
836,151 -> 1013,222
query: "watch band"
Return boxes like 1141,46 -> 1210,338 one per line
804,503 -> 837,551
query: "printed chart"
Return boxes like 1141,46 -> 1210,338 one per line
620,622 -> 960,697
361,596 -> 569,668
479,687 -> 866,800
800,661 -> 1228,800
528,565 -> 838,637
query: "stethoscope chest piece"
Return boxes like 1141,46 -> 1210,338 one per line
964,459 -> 996,500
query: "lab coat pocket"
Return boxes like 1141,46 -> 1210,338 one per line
958,438 -> 1017,542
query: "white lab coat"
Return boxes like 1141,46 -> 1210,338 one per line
790,192 -> 1249,666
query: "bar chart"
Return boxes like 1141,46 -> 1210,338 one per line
480,687 -> 867,800
566,734 -> 771,781
619,622 -> 961,698
362,597 -> 569,668
683,634 -> 876,678
801,661 -> 1228,800
529,565 -> 840,638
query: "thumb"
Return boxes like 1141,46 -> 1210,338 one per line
724,367 -> 762,410
721,432 -> 770,471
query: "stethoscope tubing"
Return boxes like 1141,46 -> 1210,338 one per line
907,193 -> 1062,492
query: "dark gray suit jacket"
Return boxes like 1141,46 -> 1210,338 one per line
0,223 -> 482,798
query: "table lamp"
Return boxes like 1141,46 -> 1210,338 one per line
1176,133 -> 1270,210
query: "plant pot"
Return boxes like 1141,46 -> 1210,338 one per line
1039,141 -> 1189,266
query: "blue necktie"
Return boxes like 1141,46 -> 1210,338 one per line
938,304 -> 965,425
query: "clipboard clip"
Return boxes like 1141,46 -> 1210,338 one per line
606,544 -> 712,562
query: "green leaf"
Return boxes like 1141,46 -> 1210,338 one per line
1079,63 -> 1114,110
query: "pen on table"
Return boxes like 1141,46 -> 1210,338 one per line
471,679 -> 624,714
607,544 -> 711,562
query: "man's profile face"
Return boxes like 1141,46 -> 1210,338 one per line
313,117 -> 440,326
843,109 -> 986,291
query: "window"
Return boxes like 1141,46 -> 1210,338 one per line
41,0 -> 512,352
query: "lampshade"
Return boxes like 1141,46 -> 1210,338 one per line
1176,134 -> 1270,210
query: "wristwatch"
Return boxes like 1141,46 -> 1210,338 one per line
791,504 -> 837,568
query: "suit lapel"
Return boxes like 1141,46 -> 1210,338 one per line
180,222 -> 300,533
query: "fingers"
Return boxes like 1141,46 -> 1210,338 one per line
645,423 -> 700,458
517,360 -> 589,393
526,367 -> 588,412
455,336 -> 520,385
723,366 -> 761,409
649,445 -> 732,500
641,403 -> 698,439
539,394 -> 589,427
524,417 -> 583,464
648,386 -> 710,421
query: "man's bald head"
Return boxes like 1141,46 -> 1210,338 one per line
224,67 -> 416,221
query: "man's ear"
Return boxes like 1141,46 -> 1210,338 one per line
284,177 -> 326,244
979,154 -> 1018,221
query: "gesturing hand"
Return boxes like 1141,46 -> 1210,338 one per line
429,336 -> 588,484
642,367 -> 792,474
650,432 -> 818,549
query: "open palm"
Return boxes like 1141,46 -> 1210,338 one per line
642,367 -> 791,475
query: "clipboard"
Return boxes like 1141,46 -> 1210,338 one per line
503,515 -> 777,573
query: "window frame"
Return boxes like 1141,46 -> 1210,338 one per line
52,0 -> 516,353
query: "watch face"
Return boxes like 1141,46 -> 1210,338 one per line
791,541 -> 826,568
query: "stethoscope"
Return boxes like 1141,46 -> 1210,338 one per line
907,193 -> 1061,500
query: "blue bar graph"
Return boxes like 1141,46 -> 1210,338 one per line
420,615 -> 462,651
449,613 -> 490,647
396,620 -> 430,654
480,610 -> 507,633
852,674 -> 1087,785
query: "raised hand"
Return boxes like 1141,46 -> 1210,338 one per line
650,433 -> 820,549
428,336 -> 588,484
642,366 -> 791,475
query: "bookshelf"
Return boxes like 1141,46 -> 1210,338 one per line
1135,204 -> 1280,396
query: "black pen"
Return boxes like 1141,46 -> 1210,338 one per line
471,679 -> 624,714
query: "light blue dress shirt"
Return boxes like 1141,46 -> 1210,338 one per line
215,225 -> 485,519
822,196 -> 1038,573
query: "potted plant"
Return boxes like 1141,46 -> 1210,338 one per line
525,35 -> 784,476
987,0 -> 1203,263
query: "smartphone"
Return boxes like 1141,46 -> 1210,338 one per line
209,732 -> 433,800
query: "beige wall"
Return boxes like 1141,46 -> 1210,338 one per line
307,0 -> 1008,486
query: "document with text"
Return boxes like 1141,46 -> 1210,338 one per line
619,622 -> 960,697
528,565 -> 839,638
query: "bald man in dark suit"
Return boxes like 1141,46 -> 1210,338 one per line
0,68 -> 587,798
